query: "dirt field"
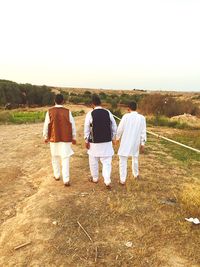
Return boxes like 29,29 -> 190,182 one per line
0,106 -> 200,267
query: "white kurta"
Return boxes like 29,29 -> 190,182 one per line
43,105 -> 76,158
116,111 -> 146,157
84,106 -> 117,157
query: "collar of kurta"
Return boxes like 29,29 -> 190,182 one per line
54,105 -> 63,108
93,106 -> 102,109
130,111 -> 138,114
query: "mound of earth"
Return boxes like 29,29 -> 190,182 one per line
171,113 -> 200,127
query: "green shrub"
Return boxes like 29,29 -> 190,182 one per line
140,94 -> 200,117
109,108 -> 122,121
0,111 -> 12,123
72,110 -> 85,117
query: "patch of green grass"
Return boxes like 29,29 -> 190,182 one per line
160,131 -> 200,163
172,132 -> 200,149
10,111 -> 46,123
0,109 -> 85,124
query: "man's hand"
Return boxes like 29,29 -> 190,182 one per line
113,139 -> 120,145
112,140 -> 117,146
44,138 -> 49,144
85,142 -> 90,149
72,139 -> 76,145
140,145 -> 145,154
113,139 -> 120,146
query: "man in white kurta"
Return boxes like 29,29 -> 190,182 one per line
116,101 -> 146,184
43,94 -> 76,186
84,95 -> 117,188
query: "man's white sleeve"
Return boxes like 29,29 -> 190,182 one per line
69,112 -> 76,139
109,112 -> 117,140
140,117 -> 147,145
84,112 -> 91,141
43,111 -> 50,139
116,115 -> 125,140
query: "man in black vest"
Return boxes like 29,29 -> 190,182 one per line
84,94 -> 117,189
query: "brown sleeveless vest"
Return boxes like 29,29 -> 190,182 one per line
48,107 -> 72,142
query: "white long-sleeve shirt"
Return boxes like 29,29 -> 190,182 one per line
84,106 -> 117,157
116,111 -> 146,157
43,105 -> 76,157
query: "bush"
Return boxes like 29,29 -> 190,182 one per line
120,94 -> 145,105
140,94 -> 200,117
107,97 -> 119,109
109,108 -> 122,120
72,110 -> 85,117
83,91 -> 91,96
69,96 -> 83,104
99,92 -> 107,99
0,111 -> 12,123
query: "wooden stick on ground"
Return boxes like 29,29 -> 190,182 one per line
95,246 -> 98,262
77,221 -> 93,242
14,241 -> 31,250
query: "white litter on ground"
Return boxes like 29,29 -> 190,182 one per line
125,241 -> 133,248
185,218 -> 200,224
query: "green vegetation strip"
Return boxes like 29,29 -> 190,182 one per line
148,130 -> 200,163
0,110 -> 85,124
160,138 -> 200,163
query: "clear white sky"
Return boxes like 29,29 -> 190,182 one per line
0,0 -> 200,91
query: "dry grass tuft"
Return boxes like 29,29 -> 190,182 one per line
179,182 -> 200,215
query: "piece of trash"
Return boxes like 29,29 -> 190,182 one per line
125,241 -> 133,248
80,192 -> 89,197
52,221 -> 58,225
4,210 -> 11,216
160,198 -> 177,206
14,241 -> 31,250
185,218 -> 200,225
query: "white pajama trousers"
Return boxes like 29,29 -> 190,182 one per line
119,155 -> 139,183
52,156 -> 70,183
89,155 -> 112,186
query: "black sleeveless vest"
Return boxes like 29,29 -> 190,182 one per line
89,109 -> 112,143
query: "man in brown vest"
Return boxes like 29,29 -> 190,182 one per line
43,94 -> 76,186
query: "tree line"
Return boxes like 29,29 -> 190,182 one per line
0,80 -> 55,107
61,90 -> 200,117
0,79 -> 199,117
61,90 -> 144,108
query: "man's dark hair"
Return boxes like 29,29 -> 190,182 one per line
55,94 -> 64,105
92,94 -> 101,106
128,101 -> 137,111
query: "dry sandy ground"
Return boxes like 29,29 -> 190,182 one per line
0,110 -> 200,267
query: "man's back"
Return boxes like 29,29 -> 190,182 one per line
48,107 -> 72,143
117,111 -> 146,157
90,108 -> 111,143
